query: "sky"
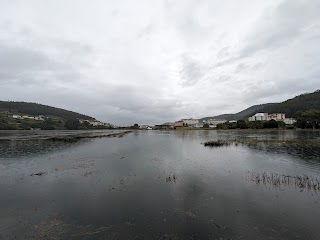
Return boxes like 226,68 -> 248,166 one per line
0,0 -> 320,125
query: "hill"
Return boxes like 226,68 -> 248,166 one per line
200,103 -> 275,121
0,101 -> 95,120
256,90 -> 320,118
201,90 -> 320,121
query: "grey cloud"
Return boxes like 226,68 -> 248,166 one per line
179,55 -> 204,87
240,0 -> 320,58
0,0 -> 320,125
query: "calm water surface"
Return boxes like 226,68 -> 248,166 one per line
0,130 -> 320,239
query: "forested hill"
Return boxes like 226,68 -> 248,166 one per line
256,90 -> 320,118
200,89 -> 320,121
200,103 -> 275,121
0,101 -> 95,120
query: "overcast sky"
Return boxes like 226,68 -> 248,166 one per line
0,0 -> 319,125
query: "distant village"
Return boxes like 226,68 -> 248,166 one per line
141,112 -> 296,130
7,112 -> 296,130
9,114 -> 115,128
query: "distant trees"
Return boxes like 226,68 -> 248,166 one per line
203,123 -> 209,128
263,119 -> 278,129
41,118 -> 55,130
65,118 -> 80,130
295,109 -> 320,129
130,124 -> 140,129
236,120 -> 248,129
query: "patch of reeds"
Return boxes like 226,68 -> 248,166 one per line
48,131 -> 132,142
203,140 -> 230,147
247,171 -> 320,191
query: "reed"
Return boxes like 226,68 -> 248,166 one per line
247,172 -> 320,191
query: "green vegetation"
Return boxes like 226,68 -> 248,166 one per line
215,119 -> 292,130
294,109 -> 320,129
203,123 -> 209,128
201,89 -> 320,121
260,90 -> 320,118
65,119 -> 81,130
0,101 -> 114,130
0,101 -> 93,120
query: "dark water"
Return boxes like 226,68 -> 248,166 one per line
1,130 -> 320,239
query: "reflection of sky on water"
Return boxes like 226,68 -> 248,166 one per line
0,130 -> 320,239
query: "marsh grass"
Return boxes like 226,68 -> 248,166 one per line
247,172 -> 320,191
203,140 -> 230,147
48,131 -> 132,142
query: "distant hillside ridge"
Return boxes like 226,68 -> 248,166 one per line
200,89 -> 320,121
255,90 -> 320,118
200,103 -> 275,121
0,101 -> 95,120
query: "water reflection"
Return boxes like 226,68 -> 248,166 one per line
0,130 -> 320,239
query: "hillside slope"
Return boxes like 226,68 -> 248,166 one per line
201,89 -> 320,121
257,90 -> 320,118
200,103 -> 275,121
0,101 -> 95,120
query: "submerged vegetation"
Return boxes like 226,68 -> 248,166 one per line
46,131 -> 132,142
247,172 -> 320,191
203,140 -> 230,147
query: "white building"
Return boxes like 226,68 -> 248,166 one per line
195,123 -> 204,128
181,118 -> 199,126
268,113 -> 285,121
204,119 -> 227,127
174,121 -> 184,127
284,118 -> 296,125
12,115 -> 23,119
248,113 -> 268,121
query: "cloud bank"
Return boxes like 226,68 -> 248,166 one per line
0,0 -> 319,125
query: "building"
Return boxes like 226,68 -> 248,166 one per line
248,113 -> 268,121
12,115 -> 23,119
268,113 -> 285,121
195,123 -> 204,128
284,118 -> 296,125
204,119 -> 227,127
174,121 -> 184,127
91,121 -> 105,126
181,118 -> 199,126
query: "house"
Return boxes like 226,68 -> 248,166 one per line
181,118 -> 199,126
203,119 -> 227,127
12,115 -> 23,119
34,116 -> 44,121
268,113 -> 285,121
91,121 -> 105,126
248,113 -> 268,121
195,123 -> 204,128
284,118 -> 296,125
174,121 -> 184,127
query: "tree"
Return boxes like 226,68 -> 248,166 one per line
41,118 -> 55,130
263,119 -> 278,128
203,123 -> 209,128
299,109 -> 320,129
132,124 -> 139,129
65,118 -> 80,130
236,120 -> 248,129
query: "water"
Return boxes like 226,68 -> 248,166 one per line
0,130 -> 320,239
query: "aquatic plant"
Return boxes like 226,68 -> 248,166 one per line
203,140 -> 230,147
247,172 -> 320,191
